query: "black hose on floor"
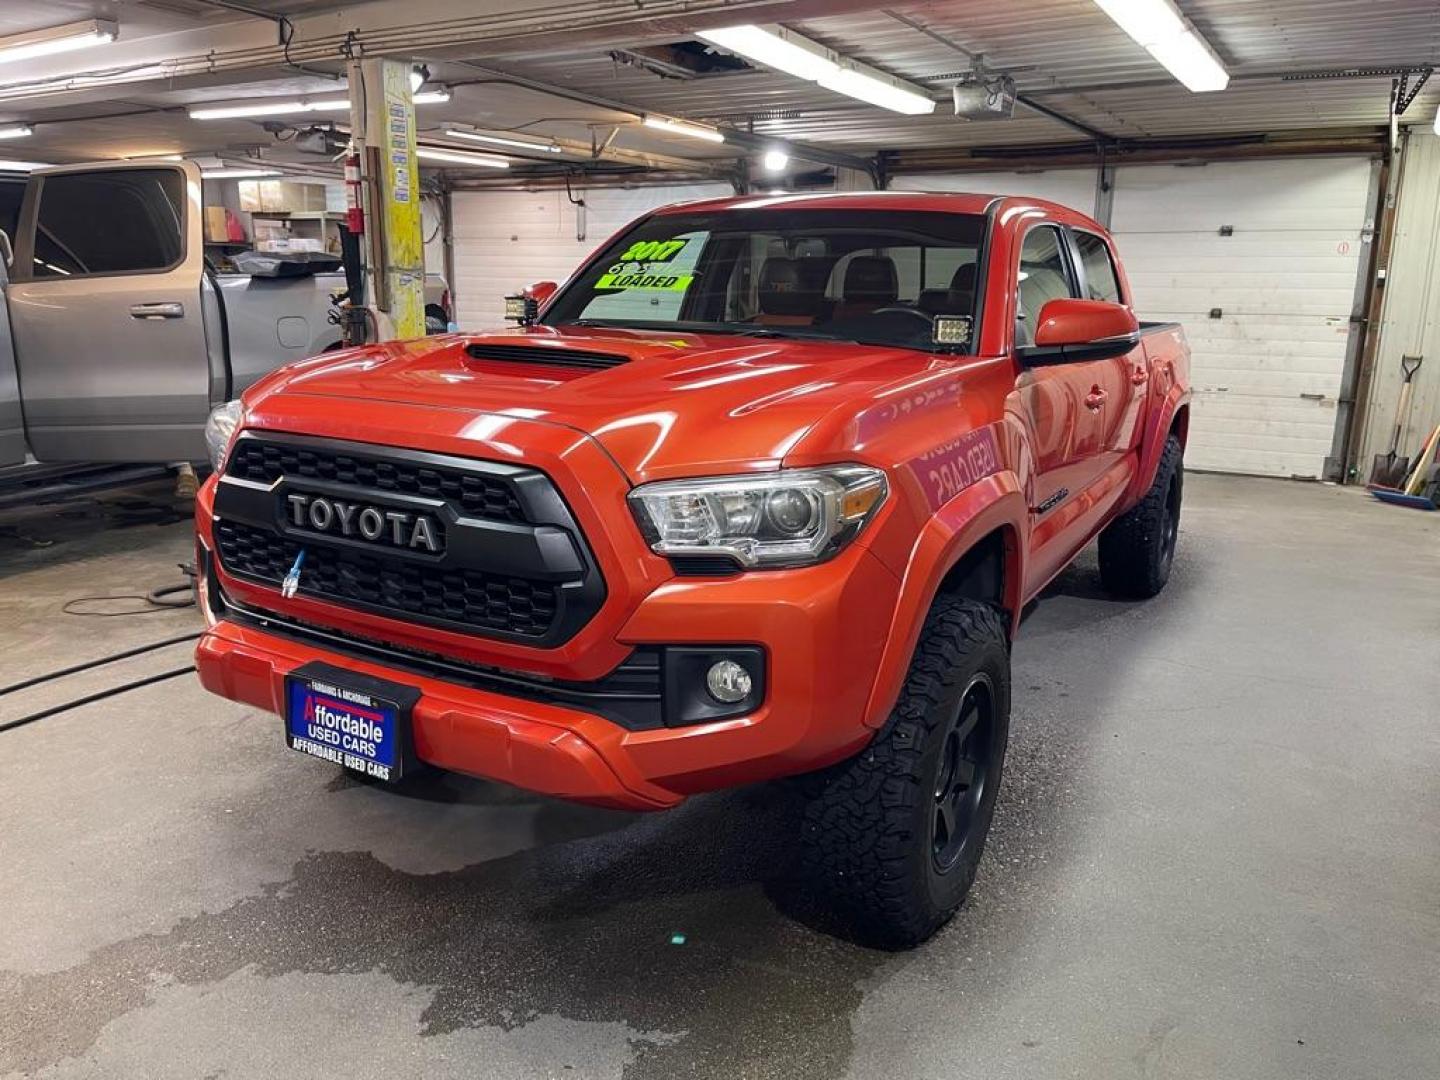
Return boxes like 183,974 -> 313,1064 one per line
0,666 -> 196,734
0,633 -> 202,698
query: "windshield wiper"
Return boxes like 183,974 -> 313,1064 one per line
720,326 -> 858,343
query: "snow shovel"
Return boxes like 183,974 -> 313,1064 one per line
1369,354 -> 1424,487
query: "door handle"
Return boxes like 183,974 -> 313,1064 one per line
1130,366 -> 1149,385
129,302 -> 185,320
1085,387 -> 1108,410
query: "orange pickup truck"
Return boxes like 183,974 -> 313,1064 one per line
194,191 -> 1191,948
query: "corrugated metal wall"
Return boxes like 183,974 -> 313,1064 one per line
449,183 -> 731,329
1357,131 -> 1440,474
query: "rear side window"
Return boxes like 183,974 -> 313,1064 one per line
32,169 -> 184,278
1074,231 -> 1123,303
1015,225 -> 1077,346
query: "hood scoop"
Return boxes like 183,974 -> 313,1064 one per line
464,342 -> 630,371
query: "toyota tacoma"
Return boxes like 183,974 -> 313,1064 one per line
194,192 -> 1191,948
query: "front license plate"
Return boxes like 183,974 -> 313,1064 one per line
283,663 -> 419,782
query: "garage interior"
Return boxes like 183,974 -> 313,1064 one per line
2,2 -> 1439,1078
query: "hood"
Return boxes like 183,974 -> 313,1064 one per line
256,326 -> 950,481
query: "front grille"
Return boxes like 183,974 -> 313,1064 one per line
213,433 -> 606,647
227,440 -> 524,523
216,521 -> 559,639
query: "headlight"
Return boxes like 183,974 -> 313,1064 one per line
204,400 -> 244,471
628,465 -> 888,569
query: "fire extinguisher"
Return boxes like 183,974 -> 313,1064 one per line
344,152 -> 364,235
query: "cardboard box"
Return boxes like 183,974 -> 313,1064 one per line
204,206 -> 229,242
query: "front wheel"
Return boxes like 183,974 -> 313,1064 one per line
1098,435 -> 1183,599
796,597 -> 1010,950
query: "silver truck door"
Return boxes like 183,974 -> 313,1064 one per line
7,161 -> 210,462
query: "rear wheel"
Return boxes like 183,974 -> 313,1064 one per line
796,597 -> 1010,950
1098,435 -> 1183,599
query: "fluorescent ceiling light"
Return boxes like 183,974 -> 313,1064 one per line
697,25 -> 837,82
0,124 -> 33,140
416,146 -> 509,168
0,18 -> 117,66
1092,0 -> 1229,92
819,67 -> 936,115
189,97 -> 349,120
190,90 -> 449,121
201,168 -> 281,179
643,115 -> 725,143
0,159 -> 48,171
761,148 -> 788,172
697,24 -> 935,116
443,128 -> 562,154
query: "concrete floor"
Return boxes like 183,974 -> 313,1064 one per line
1,473 -> 1437,1079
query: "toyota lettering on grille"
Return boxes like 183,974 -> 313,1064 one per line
284,493 -> 442,553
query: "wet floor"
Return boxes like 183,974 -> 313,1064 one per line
2,474 -> 1438,1078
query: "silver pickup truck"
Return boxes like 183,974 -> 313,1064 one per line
0,160 -> 444,469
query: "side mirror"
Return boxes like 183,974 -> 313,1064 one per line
1019,298 -> 1139,365
527,280 -> 558,307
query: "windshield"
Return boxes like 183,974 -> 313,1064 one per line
541,207 -> 987,352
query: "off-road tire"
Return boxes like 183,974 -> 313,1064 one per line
797,597 -> 1010,950
1098,435 -> 1183,599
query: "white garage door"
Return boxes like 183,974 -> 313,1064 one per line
450,183 -> 731,330
892,169 -> 1097,214
1111,159 -> 1374,478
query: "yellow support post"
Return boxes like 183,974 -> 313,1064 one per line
349,58 -> 425,341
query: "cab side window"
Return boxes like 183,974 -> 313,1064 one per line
31,169 -> 184,278
1074,230 -> 1123,303
1015,225 -> 1077,346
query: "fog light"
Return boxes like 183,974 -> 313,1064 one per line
705,659 -> 752,704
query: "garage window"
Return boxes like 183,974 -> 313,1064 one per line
31,169 -> 184,278
1073,231 -> 1123,303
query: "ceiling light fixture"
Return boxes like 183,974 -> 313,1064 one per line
642,115 -> 726,143
201,167 -> 281,179
189,97 -> 349,121
0,18 -> 117,66
696,24 -> 936,115
190,89 -> 449,121
818,67 -> 935,115
0,124 -> 34,140
443,128 -> 563,154
1091,0 -> 1229,92
415,146 -> 510,168
697,25 -> 837,82
761,147 -> 789,172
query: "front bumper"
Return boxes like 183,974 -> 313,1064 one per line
196,529 -> 900,811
